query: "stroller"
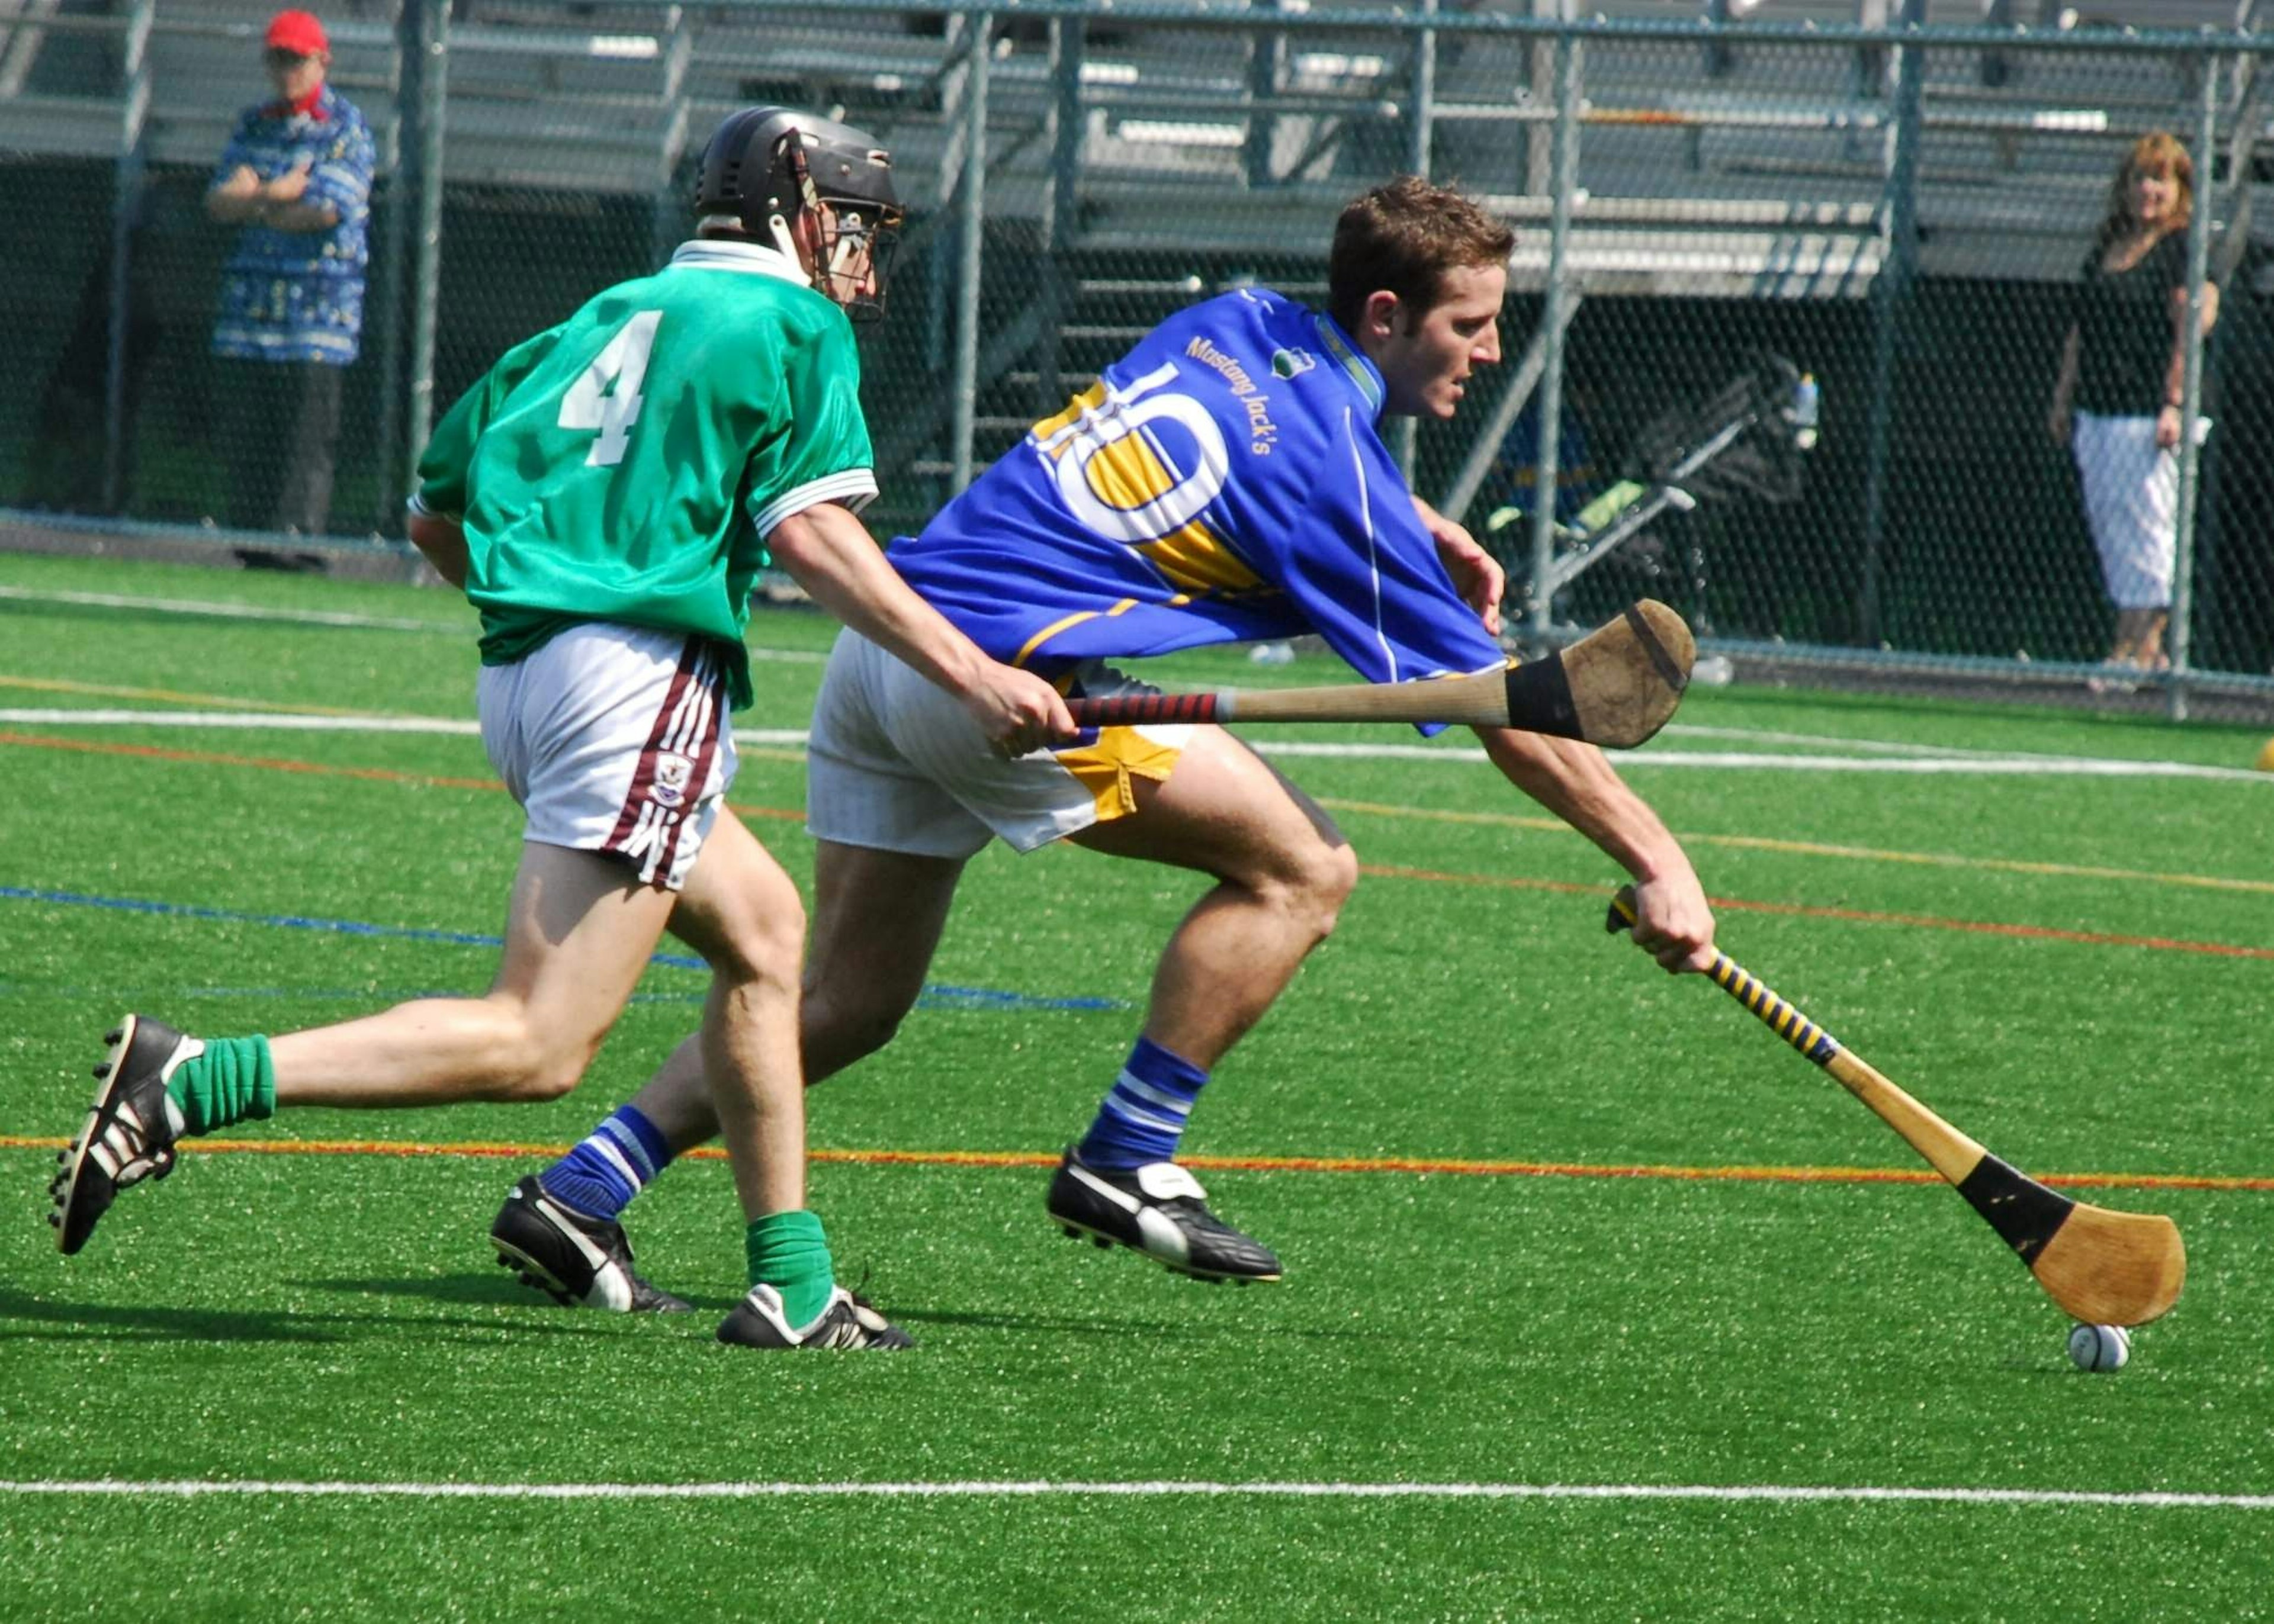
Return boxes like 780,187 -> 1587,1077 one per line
1485,350 -> 1816,645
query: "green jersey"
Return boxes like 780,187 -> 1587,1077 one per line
414,239 -> 876,708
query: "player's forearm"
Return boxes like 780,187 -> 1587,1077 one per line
206,188 -> 264,224
2051,327 -> 2080,407
263,201 -> 341,233
206,181 -> 338,231
766,505 -> 992,697
405,508 -> 469,590
2161,285 -> 2218,406
1475,725 -> 1693,885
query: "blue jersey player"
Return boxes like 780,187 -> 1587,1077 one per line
513,176 -> 1718,1296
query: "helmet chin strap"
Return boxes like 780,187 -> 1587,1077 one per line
777,134 -> 830,295
764,212 -> 813,287
768,206 -> 876,310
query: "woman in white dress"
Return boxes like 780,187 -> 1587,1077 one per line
2046,131 -> 2221,678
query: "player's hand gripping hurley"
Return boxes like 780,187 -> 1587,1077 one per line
1607,887 -> 2185,1327
1067,600 -> 1695,747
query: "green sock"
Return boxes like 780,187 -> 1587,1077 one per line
745,1209 -> 834,1330
165,1035 -> 277,1136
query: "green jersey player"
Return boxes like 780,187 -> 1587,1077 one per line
412,172 -> 882,712
47,107 -> 1075,1351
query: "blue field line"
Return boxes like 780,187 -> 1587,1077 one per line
0,887 -> 1125,1014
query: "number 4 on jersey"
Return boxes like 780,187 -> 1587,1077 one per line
558,310 -> 663,467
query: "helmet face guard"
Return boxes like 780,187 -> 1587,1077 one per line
778,131 -> 904,323
696,107 -> 904,321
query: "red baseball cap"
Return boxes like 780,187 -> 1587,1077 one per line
264,9 -> 329,55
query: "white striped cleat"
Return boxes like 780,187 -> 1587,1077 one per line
717,1284 -> 914,1350
1045,1147 -> 1283,1284
50,1015 -> 195,1255
489,1176 -> 691,1313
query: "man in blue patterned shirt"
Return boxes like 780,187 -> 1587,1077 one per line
205,9 -> 374,539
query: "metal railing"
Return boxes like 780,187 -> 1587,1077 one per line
4,0 -> 2272,706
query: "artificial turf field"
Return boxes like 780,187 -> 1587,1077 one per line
1,546 -> 2269,1622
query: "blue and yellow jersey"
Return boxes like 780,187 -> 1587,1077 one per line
887,288 -> 1506,701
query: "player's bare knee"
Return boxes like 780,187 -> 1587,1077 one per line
516,1054 -> 590,1103
514,1035 -> 596,1104
707,903 -> 805,999
479,1005 -> 589,1102
1302,839 -> 1360,938
804,982 -> 910,1069
1247,838 -> 1357,943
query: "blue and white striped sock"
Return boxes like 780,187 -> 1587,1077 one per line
1075,1037 -> 1209,1173
537,1104 -> 672,1221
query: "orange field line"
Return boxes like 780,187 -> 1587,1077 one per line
0,731 -> 804,822
0,729 -> 505,792
3,1135 -> 2266,1192
9,731 -> 2271,957
1707,893 -> 2274,961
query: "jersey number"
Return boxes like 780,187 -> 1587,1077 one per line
1033,362 -> 1229,545
558,310 -> 664,467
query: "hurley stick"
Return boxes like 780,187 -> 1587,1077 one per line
1068,601 -> 1694,748
1608,887 -> 2185,1326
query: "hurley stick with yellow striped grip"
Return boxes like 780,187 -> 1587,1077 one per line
1607,886 -> 2185,1327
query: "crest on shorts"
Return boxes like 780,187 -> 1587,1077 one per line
651,751 -> 695,809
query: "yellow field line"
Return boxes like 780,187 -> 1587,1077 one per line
2,1135 -> 2266,1191
0,674 -> 393,719
4,691 -> 2262,897
1316,796 -> 2274,897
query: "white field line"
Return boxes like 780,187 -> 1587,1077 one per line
0,585 -> 829,661
0,1478 -> 2266,1509
0,582 -> 2227,718
1665,723 -> 2044,760
1251,740 -> 2274,783
2,706 -> 2265,783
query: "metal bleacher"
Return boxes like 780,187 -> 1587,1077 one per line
2,0 -> 2263,480
5,1 -> 2259,282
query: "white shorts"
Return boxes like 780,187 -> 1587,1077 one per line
2073,411 -> 2209,612
805,628 -> 1193,859
477,622 -> 738,892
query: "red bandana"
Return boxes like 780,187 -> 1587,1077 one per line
269,85 -> 327,120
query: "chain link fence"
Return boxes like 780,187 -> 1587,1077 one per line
4,1 -> 2271,701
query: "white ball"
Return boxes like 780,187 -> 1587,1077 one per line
2067,1323 -> 2131,1373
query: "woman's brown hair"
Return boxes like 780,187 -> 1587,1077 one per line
2097,131 -> 2194,250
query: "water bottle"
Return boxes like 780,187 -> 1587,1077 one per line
1793,372 -> 1820,451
